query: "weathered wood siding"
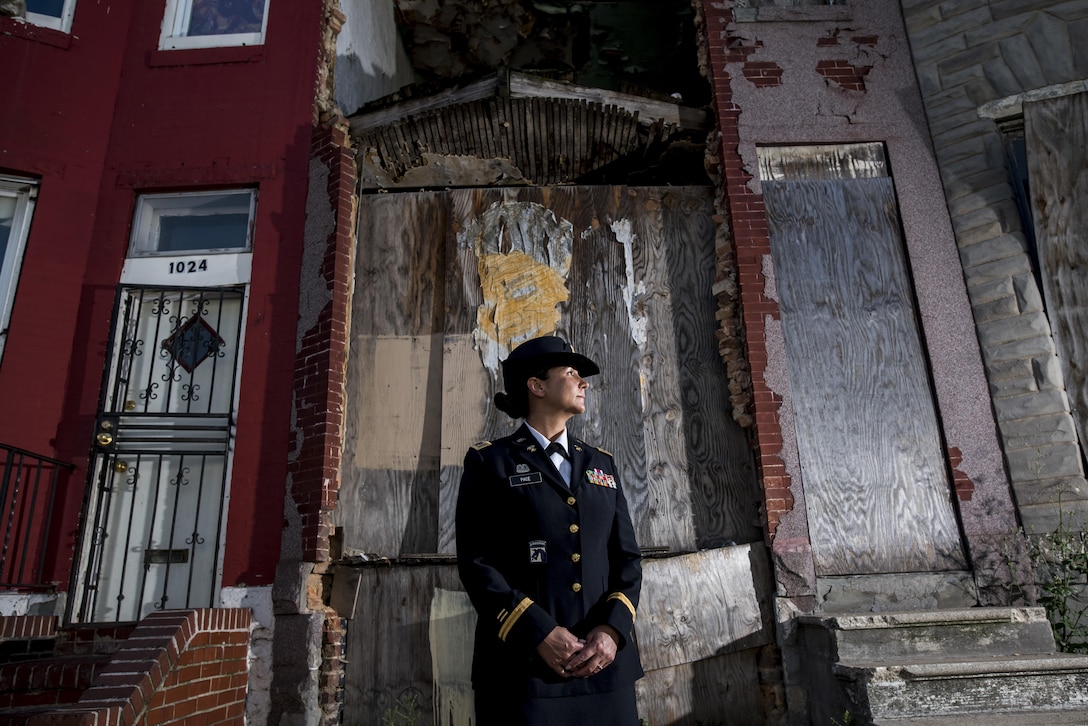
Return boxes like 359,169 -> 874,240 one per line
759,144 -> 966,575
340,564 -> 464,726
1026,92 -> 1088,460
341,547 -> 772,725
336,185 -> 769,724
337,193 -> 449,555
336,186 -> 759,556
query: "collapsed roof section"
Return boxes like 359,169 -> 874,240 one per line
349,70 -> 710,189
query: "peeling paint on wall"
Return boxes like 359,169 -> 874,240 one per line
609,217 -> 648,413
458,200 -> 573,376
612,218 -> 647,349
611,216 -> 653,413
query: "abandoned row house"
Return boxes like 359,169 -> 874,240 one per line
1,0 -> 1087,723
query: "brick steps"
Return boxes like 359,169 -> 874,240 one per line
0,654 -> 110,712
0,610 -> 251,725
0,615 -> 113,718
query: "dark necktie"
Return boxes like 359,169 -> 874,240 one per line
546,442 -> 569,461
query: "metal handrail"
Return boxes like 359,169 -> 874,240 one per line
0,443 -> 75,589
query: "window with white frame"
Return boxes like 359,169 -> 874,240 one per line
0,177 -> 38,362
1,0 -> 77,32
159,0 -> 268,51
129,190 -> 256,257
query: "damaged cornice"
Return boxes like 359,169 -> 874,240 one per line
348,69 -> 706,135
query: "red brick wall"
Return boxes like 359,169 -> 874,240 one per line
0,616 -> 56,641
282,122 -> 355,726
700,0 -> 787,543
288,123 -> 357,564
21,609 -> 252,726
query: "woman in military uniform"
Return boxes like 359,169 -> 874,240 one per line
456,335 -> 643,725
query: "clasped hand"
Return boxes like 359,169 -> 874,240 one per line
536,625 -> 619,678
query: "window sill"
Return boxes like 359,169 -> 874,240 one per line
0,16 -> 72,49
734,5 -> 853,23
148,44 -> 265,68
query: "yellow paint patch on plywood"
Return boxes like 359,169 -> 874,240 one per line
476,250 -> 570,346
458,200 -> 575,374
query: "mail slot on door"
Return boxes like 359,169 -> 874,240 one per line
144,549 -> 189,565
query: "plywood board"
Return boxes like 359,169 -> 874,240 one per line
343,187 -> 759,557
634,649 -> 764,725
340,557 -> 769,726
635,545 -> 773,671
762,174 -> 966,575
337,193 -> 447,556
430,588 -> 476,726
1026,92 -> 1088,460
341,564 -> 464,726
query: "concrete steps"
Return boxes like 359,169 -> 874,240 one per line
877,711 -> 1088,725
797,607 -> 1088,724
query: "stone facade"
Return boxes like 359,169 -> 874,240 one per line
698,0 -> 1021,614
900,0 -> 1088,533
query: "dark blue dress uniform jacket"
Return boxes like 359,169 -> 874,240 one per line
456,424 -> 644,698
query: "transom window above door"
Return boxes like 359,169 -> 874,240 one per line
159,0 -> 268,51
129,190 -> 256,257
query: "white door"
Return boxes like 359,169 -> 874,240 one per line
72,285 -> 246,623
71,190 -> 255,623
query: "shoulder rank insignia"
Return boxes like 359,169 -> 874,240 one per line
471,441 -> 492,451
595,446 -> 613,457
586,468 -> 617,489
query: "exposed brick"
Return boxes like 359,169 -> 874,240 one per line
743,61 -> 785,87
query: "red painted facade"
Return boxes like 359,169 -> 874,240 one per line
0,1 -> 324,595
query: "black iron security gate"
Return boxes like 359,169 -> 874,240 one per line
71,285 -> 245,623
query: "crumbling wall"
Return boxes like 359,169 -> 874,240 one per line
900,0 -> 1088,535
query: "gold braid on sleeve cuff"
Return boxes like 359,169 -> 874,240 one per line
607,592 -> 636,620
498,597 -> 534,641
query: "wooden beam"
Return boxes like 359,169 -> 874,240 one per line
348,75 -> 501,134
348,71 -> 707,138
509,71 -> 706,129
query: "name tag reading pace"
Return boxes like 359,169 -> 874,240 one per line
509,472 -> 542,487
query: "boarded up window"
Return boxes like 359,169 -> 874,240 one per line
1025,91 -> 1088,472
759,144 -> 966,575
335,186 -> 759,557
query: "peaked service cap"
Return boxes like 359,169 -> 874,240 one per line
501,335 -> 600,391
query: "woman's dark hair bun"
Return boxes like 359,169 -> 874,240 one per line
493,394 -> 513,417
494,391 -> 526,419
